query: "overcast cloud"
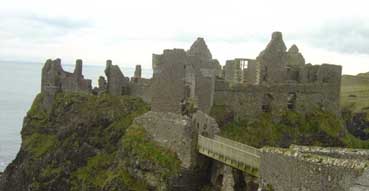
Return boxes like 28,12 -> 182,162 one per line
0,0 -> 368,75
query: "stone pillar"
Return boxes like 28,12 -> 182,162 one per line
74,59 -> 83,77
106,59 -> 112,66
98,76 -> 107,90
134,65 -> 142,79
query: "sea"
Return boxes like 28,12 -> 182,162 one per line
0,61 -> 152,171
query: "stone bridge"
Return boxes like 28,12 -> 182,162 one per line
197,135 -> 261,177
197,135 -> 369,191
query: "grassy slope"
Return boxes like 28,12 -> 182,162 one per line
215,109 -> 369,149
341,74 -> 369,112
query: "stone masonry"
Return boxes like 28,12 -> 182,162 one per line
37,32 -> 358,191
40,32 -> 342,120
41,58 -> 92,109
213,32 -> 342,119
104,60 -> 130,96
151,38 -> 220,114
260,145 -> 369,191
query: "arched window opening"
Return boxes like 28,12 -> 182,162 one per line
288,92 -> 297,110
262,93 -> 273,112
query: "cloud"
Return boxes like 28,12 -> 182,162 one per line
295,19 -> 369,55
0,0 -> 369,75
26,14 -> 92,30
0,14 -> 92,44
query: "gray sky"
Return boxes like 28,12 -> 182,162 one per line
1,0 -> 368,75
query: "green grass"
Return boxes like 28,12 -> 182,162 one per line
341,75 -> 369,112
209,105 -> 234,127
23,133 -> 59,158
22,92 -> 153,190
122,125 -> 181,177
219,109 -> 369,149
40,166 -> 63,178
71,153 -> 147,191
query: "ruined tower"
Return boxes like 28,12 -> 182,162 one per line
134,65 -> 142,79
151,49 -> 189,113
104,60 -> 129,96
256,32 -> 288,84
151,37 -> 219,114
41,59 -> 92,109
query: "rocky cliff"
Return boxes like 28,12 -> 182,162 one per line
0,92 -> 210,191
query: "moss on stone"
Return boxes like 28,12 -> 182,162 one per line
210,105 -> 234,127
23,133 -> 58,158
122,124 -> 181,178
6,92 -> 154,190
71,153 -> 147,191
40,166 -> 63,178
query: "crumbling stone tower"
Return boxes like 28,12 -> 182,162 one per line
151,38 -> 219,114
41,59 -> 92,109
104,60 -> 129,96
134,65 -> 142,79
256,32 -> 288,85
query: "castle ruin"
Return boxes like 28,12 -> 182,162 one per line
41,32 -> 342,119
36,32 -> 367,191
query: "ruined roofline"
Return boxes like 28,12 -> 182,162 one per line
43,58 -> 85,77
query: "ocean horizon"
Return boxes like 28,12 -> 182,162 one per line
0,61 -> 152,171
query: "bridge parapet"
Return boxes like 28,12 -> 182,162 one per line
214,135 -> 261,156
198,135 -> 260,177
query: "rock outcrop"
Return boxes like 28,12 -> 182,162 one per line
0,92 -> 205,191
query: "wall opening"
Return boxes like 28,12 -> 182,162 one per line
262,66 -> 268,82
216,174 -> 224,187
184,85 -> 191,98
262,93 -> 273,112
288,92 -> 297,110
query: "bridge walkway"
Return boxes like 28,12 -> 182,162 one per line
197,135 -> 261,177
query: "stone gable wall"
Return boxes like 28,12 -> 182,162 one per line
151,49 -> 188,113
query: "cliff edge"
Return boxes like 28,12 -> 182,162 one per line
0,92 -> 202,191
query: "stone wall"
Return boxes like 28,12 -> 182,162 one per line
213,79 -> 342,119
192,57 -> 216,113
41,59 -> 92,109
104,60 -> 129,96
41,59 -> 92,94
192,111 -> 220,138
133,111 -> 219,169
151,38 -> 218,114
256,32 -> 287,85
129,78 -> 152,103
260,146 -> 369,191
151,49 -> 188,113
215,32 -> 342,121
133,111 -> 195,168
